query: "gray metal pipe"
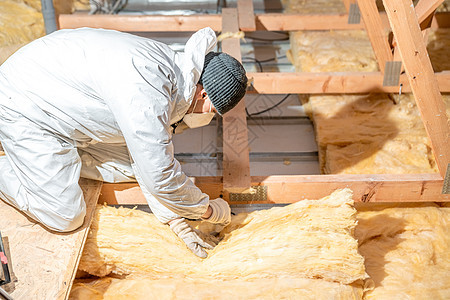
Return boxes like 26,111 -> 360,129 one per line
40,0 -> 57,34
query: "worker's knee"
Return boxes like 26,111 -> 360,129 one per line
26,199 -> 87,232
43,207 -> 87,232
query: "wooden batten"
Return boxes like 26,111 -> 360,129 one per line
99,174 -> 449,205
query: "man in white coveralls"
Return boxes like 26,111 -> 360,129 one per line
0,27 -> 248,258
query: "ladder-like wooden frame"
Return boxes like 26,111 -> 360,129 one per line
59,0 -> 449,203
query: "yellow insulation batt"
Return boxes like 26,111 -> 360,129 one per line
356,204 -> 450,299
288,30 -> 378,73
70,277 -> 364,300
0,0 -> 44,64
307,93 -> 439,174
0,0 -> 75,65
283,0 -> 346,14
71,189 -> 369,299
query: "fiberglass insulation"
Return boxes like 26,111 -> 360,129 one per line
356,203 -> 450,299
70,189 -> 369,299
0,0 -> 77,65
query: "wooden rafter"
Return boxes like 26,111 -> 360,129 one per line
221,8 -> 252,193
383,0 -> 450,177
357,0 -> 393,73
391,0 -> 443,72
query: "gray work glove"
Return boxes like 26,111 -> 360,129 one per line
203,198 -> 231,227
169,218 -> 217,258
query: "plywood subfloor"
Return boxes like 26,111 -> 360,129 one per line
0,178 -> 102,300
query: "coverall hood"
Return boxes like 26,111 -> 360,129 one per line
172,27 -> 217,123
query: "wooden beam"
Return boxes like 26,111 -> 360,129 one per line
59,14 -> 223,31
415,0 -> 444,25
255,13 -> 363,30
248,71 -> 450,94
0,179 -> 102,300
99,174 -> 449,205
391,0 -> 441,73
221,8 -> 252,193
357,0 -> 393,73
237,0 -> 256,31
58,12 -> 450,31
383,0 -> 450,177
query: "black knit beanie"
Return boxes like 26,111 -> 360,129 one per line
199,52 -> 248,115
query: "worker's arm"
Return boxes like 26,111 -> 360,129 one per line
112,86 -> 210,223
102,28 -> 218,224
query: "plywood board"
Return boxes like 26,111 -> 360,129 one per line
0,178 -> 102,300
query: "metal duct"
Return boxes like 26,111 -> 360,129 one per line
40,0 -> 57,34
118,0 -> 283,14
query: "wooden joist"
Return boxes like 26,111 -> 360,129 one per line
248,71 -> 450,94
58,12 -> 450,32
221,8 -> 252,193
357,0 -> 393,73
99,174 -> 449,205
383,0 -> 450,177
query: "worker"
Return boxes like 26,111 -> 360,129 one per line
0,27 -> 247,258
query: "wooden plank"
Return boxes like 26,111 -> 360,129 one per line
99,174 -> 449,204
255,13 -> 363,30
59,14 -> 223,31
58,12 -> 450,31
383,0 -> 450,177
0,179 -> 102,300
221,8 -> 252,193
357,0 -> 393,73
248,71 -> 450,94
237,0 -> 256,31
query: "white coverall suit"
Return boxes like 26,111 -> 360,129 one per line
0,27 -> 217,232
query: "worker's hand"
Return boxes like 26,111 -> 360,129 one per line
203,198 -> 231,227
169,218 -> 217,259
